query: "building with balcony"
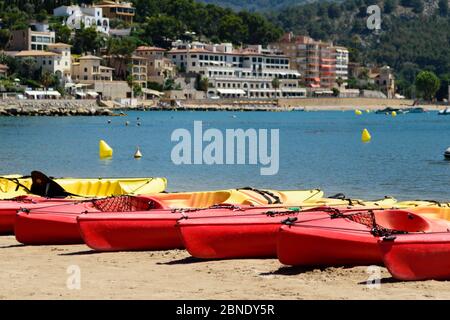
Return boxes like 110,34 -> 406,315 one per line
94,1 -> 135,24
271,33 -> 349,90
134,46 -> 177,84
72,55 -> 113,81
6,27 -> 55,51
131,55 -> 148,89
54,4 -> 110,34
168,42 -> 305,99
14,43 -> 72,82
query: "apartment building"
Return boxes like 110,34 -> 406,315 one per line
54,4 -> 110,34
14,43 -> 72,81
131,55 -> 148,89
169,42 -> 305,99
271,33 -> 349,90
134,46 -> 177,84
72,55 -> 114,81
94,1 -> 135,24
6,28 -> 55,51
334,46 -> 349,86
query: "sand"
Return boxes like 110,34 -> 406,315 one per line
1,236 -> 449,300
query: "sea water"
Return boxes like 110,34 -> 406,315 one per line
0,110 -> 449,201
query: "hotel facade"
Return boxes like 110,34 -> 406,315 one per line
169,41 -> 306,99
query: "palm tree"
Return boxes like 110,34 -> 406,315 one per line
272,77 -> 281,99
40,71 -> 54,89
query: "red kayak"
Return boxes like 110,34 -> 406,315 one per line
177,209 -> 334,259
0,196 -> 73,235
14,195 -> 159,245
277,210 -> 450,267
379,233 -> 450,281
78,205 -> 279,252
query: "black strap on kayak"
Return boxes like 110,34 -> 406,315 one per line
328,193 -> 347,200
413,199 -> 444,207
238,187 -> 282,204
328,193 -> 359,206
0,175 -> 32,193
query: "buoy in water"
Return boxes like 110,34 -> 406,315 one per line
137,122 -> 141,126
361,128 -> 372,143
366,109 -> 370,113
99,140 -> 113,158
392,111 -> 397,117
444,147 -> 450,160
107,119 -> 111,124
125,121 -> 130,126
134,147 -> 142,159
355,109 -> 363,116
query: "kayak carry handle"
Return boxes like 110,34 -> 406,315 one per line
281,217 -> 298,226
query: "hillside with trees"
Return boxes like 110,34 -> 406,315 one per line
267,0 -> 450,99
0,0 -> 283,50
197,0 -> 318,11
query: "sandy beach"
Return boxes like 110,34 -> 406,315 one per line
1,235 -> 449,300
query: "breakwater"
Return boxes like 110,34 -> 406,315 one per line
0,99 -> 113,116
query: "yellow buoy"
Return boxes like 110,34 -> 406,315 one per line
366,109 -> 370,113
355,109 -> 363,116
391,111 -> 397,117
134,147 -> 142,159
361,128 -> 372,143
99,140 -> 113,158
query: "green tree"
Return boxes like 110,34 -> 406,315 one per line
0,29 -> 10,50
218,14 -> 248,43
72,27 -> 105,54
438,0 -> 449,16
40,71 -> 57,89
197,77 -> 209,92
327,3 -> 342,19
415,71 -> 440,101
50,24 -> 72,44
384,0 -> 397,13
143,14 -> 185,48
272,77 -> 281,97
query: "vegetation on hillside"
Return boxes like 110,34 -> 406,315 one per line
267,0 -> 450,99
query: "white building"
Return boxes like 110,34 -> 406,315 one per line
54,5 -> 110,34
334,46 -> 349,86
15,43 -> 72,83
169,42 -> 305,99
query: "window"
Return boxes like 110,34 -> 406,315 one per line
84,68 -> 88,72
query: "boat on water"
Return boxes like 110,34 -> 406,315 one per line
375,107 -> 401,114
438,108 -> 450,115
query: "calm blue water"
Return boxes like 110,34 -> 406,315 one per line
0,110 -> 449,201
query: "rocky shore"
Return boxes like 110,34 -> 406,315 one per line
0,100 -> 114,116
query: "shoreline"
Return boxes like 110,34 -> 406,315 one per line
0,97 -> 447,116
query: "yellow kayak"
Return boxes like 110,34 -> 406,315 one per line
408,206 -> 450,221
0,175 -> 167,199
149,188 -> 324,208
304,196 -> 398,208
